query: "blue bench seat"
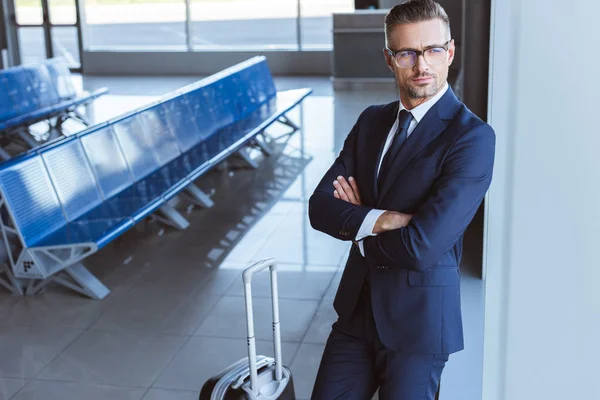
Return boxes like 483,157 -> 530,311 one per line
0,88 -> 108,132
0,57 -> 108,159
36,218 -> 133,250
0,56 -> 311,299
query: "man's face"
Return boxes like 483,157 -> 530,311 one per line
384,19 -> 454,106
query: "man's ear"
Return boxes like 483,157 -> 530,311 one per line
447,39 -> 456,66
383,48 -> 394,72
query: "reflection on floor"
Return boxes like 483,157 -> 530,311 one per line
0,75 -> 484,400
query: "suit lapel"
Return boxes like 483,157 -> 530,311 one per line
365,102 -> 398,200
377,87 -> 462,202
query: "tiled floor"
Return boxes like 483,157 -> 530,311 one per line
0,75 -> 484,400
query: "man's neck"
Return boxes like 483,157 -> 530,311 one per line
401,96 -> 429,111
399,81 -> 449,111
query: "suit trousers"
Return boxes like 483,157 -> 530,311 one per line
311,280 -> 448,400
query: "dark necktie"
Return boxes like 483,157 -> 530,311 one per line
377,109 -> 413,189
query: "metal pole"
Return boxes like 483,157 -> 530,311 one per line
74,0 -> 85,71
185,0 -> 192,51
296,0 -> 302,50
462,0 -> 492,281
0,0 -> 6,68
4,0 -> 19,65
41,0 -> 53,58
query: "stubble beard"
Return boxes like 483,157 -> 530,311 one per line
399,74 -> 440,99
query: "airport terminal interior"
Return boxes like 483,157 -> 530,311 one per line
0,0 -> 495,399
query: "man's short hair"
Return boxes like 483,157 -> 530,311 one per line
385,0 -> 451,43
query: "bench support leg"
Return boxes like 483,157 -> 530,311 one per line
71,109 -> 91,126
63,263 -> 110,299
16,129 -> 39,149
53,109 -> 90,134
184,184 -> 214,208
0,147 -> 12,161
156,203 -> 190,230
56,263 -> 110,300
0,277 -> 12,293
254,133 -> 273,156
236,148 -> 259,169
24,262 -> 110,300
53,116 -> 70,136
277,114 -> 299,131
0,264 -> 23,295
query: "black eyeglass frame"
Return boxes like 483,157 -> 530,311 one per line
385,39 -> 452,68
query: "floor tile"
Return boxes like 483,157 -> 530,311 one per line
220,234 -> 270,265
11,380 -> 146,400
288,343 -> 326,400
253,234 -> 349,266
303,298 -> 337,345
225,267 -> 336,301
154,336 -> 299,391
0,377 -> 27,399
194,295 -> 319,342
437,267 -> 485,400
143,389 -> 199,400
0,288 -> 112,330
323,270 -> 343,300
38,330 -> 186,387
132,258 -> 238,296
0,326 -> 82,379
90,285 -> 221,335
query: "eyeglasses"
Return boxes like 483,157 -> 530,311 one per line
385,40 -> 451,68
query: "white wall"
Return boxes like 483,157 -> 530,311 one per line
483,0 -> 600,399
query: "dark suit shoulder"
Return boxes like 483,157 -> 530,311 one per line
449,107 -> 496,162
358,101 -> 398,121
455,103 -> 495,135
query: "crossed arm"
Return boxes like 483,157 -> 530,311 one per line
332,176 -> 412,240
307,107 -> 414,244
308,118 -> 496,272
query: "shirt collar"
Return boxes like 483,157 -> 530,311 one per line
399,81 -> 449,123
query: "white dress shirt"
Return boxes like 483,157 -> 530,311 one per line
356,82 -> 449,256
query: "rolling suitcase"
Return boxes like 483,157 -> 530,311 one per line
199,258 -> 296,400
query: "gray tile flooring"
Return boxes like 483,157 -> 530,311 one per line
0,75 -> 485,400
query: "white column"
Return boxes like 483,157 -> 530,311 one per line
483,0 -> 600,399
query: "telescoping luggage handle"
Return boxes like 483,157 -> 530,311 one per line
242,258 -> 283,396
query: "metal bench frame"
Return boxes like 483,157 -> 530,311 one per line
0,56 -> 311,299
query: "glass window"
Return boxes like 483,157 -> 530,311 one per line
18,27 -> 46,64
191,0 -> 298,50
301,0 -> 354,49
84,0 -> 187,50
15,0 -> 43,25
52,26 -> 80,68
50,0 -> 77,25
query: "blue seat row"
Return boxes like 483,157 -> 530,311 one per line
0,56 -> 311,299
0,57 -> 108,150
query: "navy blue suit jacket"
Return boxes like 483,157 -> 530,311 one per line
308,87 -> 495,355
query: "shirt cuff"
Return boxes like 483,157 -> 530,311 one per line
355,209 -> 386,241
358,240 -> 366,257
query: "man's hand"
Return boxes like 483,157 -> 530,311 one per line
333,176 -> 362,206
333,176 -> 411,236
373,211 -> 413,234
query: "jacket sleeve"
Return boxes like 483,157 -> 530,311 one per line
363,123 -> 496,270
308,107 -> 375,241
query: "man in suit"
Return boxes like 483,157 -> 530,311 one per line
308,1 -> 496,399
